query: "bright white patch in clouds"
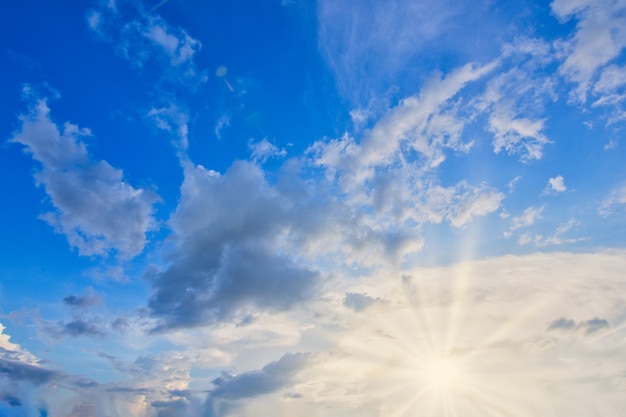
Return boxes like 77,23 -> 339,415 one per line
9,96 -> 159,259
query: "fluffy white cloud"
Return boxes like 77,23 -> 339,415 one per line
10,96 -> 159,259
544,175 -> 567,194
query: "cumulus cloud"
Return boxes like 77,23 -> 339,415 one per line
9,95 -> 159,259
544,175 -> 567,194
147,161 -> 326,330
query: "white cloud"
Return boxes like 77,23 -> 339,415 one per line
505,205 -> 543,237
599,184 -> 626,215
214,114 -> 230,140
87,2 -> 204,84
475,45 -> 557,162
10,96 -> 158,259
143,20 -> 201,66
0,324 -> 39,366
248,138 -> 287,163
147,104 -> 190,150
544,175 -> 567,194
553,0 -> 626,103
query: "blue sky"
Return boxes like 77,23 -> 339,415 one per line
1,0 -> 626,416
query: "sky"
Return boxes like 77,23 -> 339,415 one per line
1,0 -> 626,415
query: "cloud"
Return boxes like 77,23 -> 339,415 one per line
9,94 -> 159,259
147,104 -> 190,150
599,184 -> 626,215
507,205 -> 543,233
214,115 -> 230,140
547,316 -> 611,335
343,293 -> 380,312
552,0 -> 626,103
0,360 -> 59,386
248,138 -> 287,164
544,175 -> 567,194
60,319 -> 107,338
147,161 -> 325,330
209,353 -> 311,400
87,0 -> 204,85
475,40 -> 557,162
63,291 -> 101,309
316,0 -> 488,103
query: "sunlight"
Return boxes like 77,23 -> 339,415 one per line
422,354 -> 463,391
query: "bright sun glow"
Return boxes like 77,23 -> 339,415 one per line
422,355 -> 463,391
329,266 -> 565,417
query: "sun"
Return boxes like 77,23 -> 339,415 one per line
333,273 -> 551,417
422,354 -> 464,391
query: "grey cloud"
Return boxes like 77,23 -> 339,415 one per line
147,161 -> 326,330
546,317 -> 610,335
0,392 -> 22,407
66,402 -> 96,417
10,96 -> 159,259
0,359 -> 59,385
343,293 -> 380,312
547,317 -> 576,331
63,294 -> 101,308
111,317 -> 130,332
60,319 -> 107,338
210,352 -> 311,400
581,317 -> 610,334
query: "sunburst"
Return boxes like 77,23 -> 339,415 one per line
335,267 -> 558,417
